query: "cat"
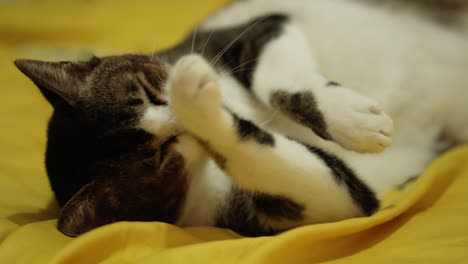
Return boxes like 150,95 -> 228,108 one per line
14,0 -> 468,237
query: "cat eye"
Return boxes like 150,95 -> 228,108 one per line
138,79 -> 167,106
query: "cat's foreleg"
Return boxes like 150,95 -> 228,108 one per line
168,55 -> 378,227
251,23 -> 393,153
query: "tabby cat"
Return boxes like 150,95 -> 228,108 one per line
15,0 -> 468,236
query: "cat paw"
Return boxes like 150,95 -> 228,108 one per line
320,88 -> 393,153
168,54 -> 223,136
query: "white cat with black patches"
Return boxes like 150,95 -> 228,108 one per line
15,0 -> 468,236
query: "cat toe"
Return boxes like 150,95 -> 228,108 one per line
168,54 -> 223,136
317,87 -> 394,153
329,106 -> 394,153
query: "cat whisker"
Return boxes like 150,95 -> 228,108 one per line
258,110 -> 279,126
201,30 -> 214,56
225,58 -> 259,74
228,67 -> 257,74
210,16 -> 268,67
191,27 -> 198,54
216,61 -> 232,71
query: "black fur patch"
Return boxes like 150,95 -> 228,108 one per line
270,91 -> 331,141
254,192 -> 304,220
216,187 -> 303,236
301,143 -> 379,215
158,14 -> 288,89
233,114 -> 275,146
45,111 -> 96,205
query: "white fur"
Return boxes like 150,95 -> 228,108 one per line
139,106 -> 182,139
175,159 -> 232,226
143,0 -> 468,229
168,55 -> 363,228
252,22 -> 394,153
198,0 -> 468,196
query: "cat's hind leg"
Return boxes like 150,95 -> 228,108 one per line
251,22 -> 393,153
168,54 -> 378,233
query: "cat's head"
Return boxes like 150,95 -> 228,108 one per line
15,55 -> 194,236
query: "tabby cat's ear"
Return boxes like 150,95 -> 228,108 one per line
57,182 -> 114,237
14,59 -> 99,108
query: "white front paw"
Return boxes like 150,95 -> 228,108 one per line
320,88 -> 393,153
168,54 -> 223,137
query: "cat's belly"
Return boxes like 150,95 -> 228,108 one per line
176,159 -> 232,227
197,0 -> 468,201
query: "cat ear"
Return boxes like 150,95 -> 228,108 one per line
57,182 -> 114,237
14,59 -> 97,108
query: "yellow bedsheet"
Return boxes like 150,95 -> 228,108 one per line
1,1 -> 467,263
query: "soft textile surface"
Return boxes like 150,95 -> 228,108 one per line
1,1 -> 467,263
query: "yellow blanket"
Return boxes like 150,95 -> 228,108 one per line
1,1 -> 467,263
